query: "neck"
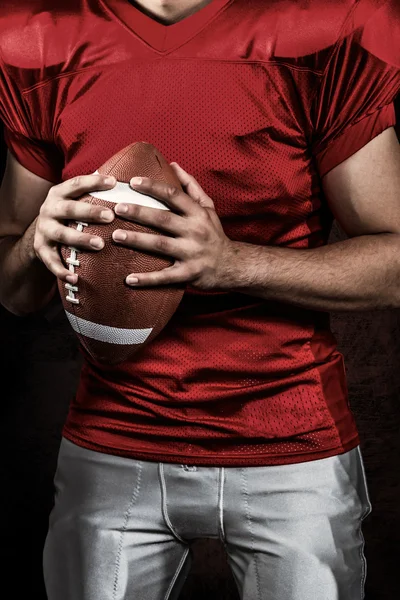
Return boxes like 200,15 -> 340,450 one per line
130,0 -> 213,24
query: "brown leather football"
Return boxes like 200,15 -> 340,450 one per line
57,142 -> 185,365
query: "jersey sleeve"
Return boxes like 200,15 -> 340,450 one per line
2,126 -> 63,183
311,0 -> 400,178
0,53 -> 63,183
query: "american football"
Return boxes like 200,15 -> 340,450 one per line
57,142 -> 185,365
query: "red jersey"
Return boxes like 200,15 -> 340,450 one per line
1,0 -> 399,465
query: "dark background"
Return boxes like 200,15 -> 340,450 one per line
0,100 -> 399,599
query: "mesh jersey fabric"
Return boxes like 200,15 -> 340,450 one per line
1,0 -> 399,466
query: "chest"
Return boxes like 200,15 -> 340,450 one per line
55,59 -> 310,189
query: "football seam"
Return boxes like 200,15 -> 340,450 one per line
63,221 -> 98,361
64,221 -> 89,306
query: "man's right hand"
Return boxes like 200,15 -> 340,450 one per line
33,174 -> 116,284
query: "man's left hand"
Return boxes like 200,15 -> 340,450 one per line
112,162 -> 238,289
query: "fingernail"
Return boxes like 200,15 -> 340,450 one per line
115,204 -> 128,214
66,275 -> 78,284
126,277 -> 139,285
113,230 -> 127,242
100,210 -> 114,222
105,176 -> 116,185
130,177 -> 142,185
90,237 -> 104,249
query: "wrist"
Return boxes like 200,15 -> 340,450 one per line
0,219 -> 56,316
19,218 -> 40,264
219,240 -> 260,291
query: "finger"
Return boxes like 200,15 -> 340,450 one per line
54,174 -> 117,201
125,264 -> 188,287
37,245 -> 76,282
50,199 -> 115,224
113,203 -> 186,236
43,220 -> 105,251
129,177 -> 199,216
169,163 -> 215,209
112,229 -> 184,258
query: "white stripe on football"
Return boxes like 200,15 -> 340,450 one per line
90,170 -> 169,210
65,311 -> 153,345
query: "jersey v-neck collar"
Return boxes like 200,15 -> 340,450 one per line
100,0 -> 234,53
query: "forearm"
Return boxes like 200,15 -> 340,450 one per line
228,233 -> 400,311
0,218 -> 57,316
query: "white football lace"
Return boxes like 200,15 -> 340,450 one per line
65,221 -> 88,305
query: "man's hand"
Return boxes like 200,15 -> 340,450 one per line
112,162 -> 237,290
33,174 -> 116,283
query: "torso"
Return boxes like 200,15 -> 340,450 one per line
2,0 -> 382,466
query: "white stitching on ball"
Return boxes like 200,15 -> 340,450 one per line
65,221 -> 88,305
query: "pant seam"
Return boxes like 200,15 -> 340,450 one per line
164,546 -> 191,600
112,461 -> 143,600
159,463 -> 188,544
218,467 -> 226,542
356,447 -> 373,599
241,467 -> 262,600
